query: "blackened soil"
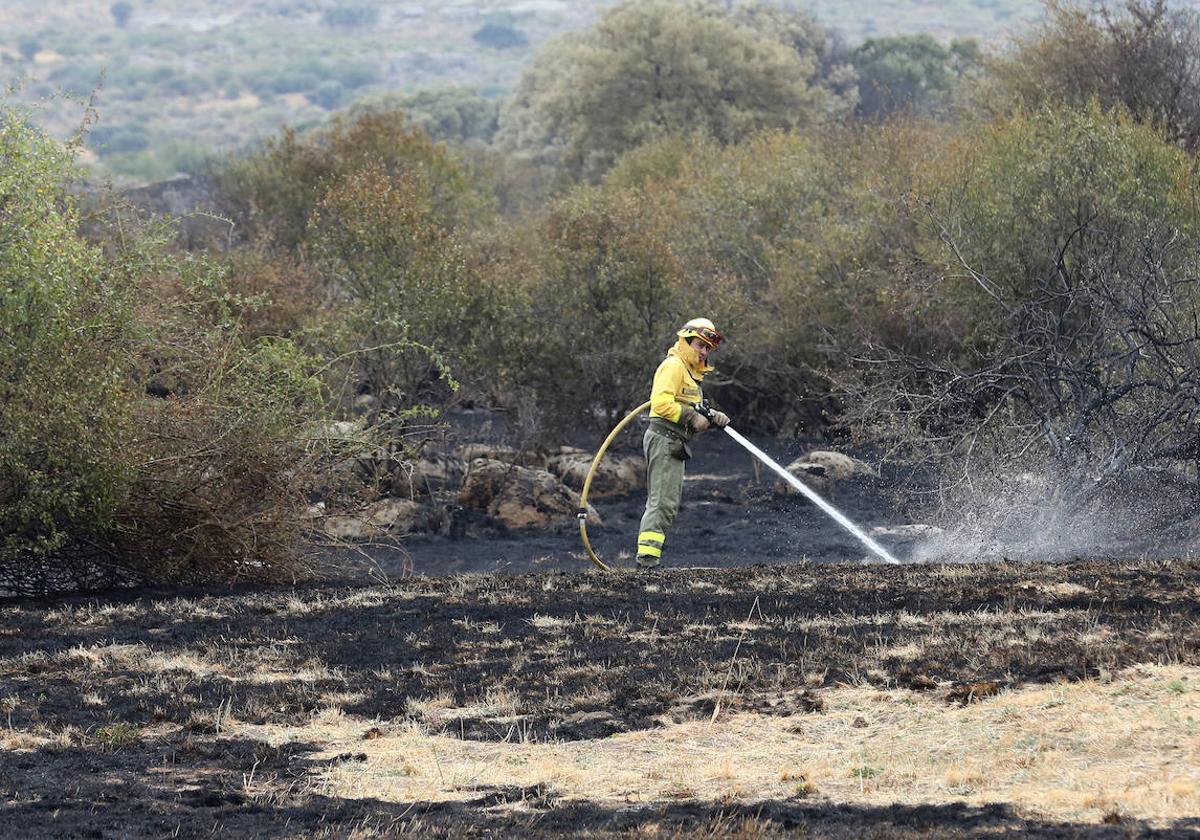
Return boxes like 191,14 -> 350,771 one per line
392,427 -> 911,576
1,559 -> 1198,837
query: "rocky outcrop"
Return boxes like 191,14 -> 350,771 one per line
458,458 -> 599,529
775,450 -> 877,495
548,446 -> 643,499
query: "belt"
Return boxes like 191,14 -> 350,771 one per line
649,417 -> 692,443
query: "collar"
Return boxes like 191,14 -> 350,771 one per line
669,338 -> 713,380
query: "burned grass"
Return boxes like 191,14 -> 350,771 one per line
0,558 -> 1198,837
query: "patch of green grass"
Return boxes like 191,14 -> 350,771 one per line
93,722 -> 141,751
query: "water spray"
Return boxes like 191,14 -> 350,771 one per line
578,401 -> 901,569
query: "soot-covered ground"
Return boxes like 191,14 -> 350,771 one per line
1,559 -> 1198,837
388,424 -> 913,577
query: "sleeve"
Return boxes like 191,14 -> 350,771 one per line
649,358 -> 685,423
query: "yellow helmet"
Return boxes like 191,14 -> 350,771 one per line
677,317 -> 724,348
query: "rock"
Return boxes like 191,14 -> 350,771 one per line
548,447 -> 643,499
456,443 -> 546,469
322,515 -> 371,541
364,497 -> 425,531
457,458 -> 599,529
350,449 -> 465,499
320,497 -> 431,540
775,450 -> 877,495
326,420 -> 362,439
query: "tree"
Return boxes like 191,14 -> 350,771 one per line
852,35 -> 981,120
17,38 -> 40,61
988,0 -> 1200,151
110,1 -> 132,28
321,5 -> 379,28
497,0 -> 828,178
356,88 -> 501,143
211,111 -> 483,251
473,22 -> 528,50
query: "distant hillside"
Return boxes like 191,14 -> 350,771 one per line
0,0 -> 1042,182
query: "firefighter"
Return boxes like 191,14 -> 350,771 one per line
635,318 -> 729,568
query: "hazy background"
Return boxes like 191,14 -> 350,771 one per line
2,0 -> 1042,183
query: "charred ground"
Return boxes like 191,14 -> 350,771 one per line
1,559 -> 1198,837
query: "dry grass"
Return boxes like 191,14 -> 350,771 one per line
223,664 -> 1200,827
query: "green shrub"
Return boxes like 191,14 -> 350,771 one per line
311,79 -> 345,110
211,110 -> 486,251
321,6 -> 380,28
504,187 -> 687,433
88,123 -> 152,154
473,23 -> 528,50
0,105 -> 344,594
0,108 -> 135,592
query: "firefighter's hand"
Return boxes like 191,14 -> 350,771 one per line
710,410 -> 730,428
688,412 -> 711,433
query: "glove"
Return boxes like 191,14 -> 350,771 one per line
685,410 -> 711,433
710,410 -> 730,428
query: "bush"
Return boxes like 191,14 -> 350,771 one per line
88,122 -> 152,154
836,105 -> 1200,511
306,162 -> 471,419
0,109 -> 134,593
503,187 -> 687,433
311,79 -> 345,110
322,5 -> 380,28
0,106 -> 344,594
473,23 -> 528,50
110,248 -> 332,585
211,110 -> 486,251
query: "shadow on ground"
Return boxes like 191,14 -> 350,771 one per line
2,560 -> 1198,837
2,734 -> 1198,838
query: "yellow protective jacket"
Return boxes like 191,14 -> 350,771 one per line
648,338 -> 713,432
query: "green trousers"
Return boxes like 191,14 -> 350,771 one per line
636,427 -> 686,567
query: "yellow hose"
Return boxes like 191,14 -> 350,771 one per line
578,400 -> 652,571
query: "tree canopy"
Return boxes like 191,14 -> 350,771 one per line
497,0 -> 839,178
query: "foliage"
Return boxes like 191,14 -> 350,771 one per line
0,105 -> 340,594
211,110 -> 483,251
473,23 -> 528,50
321,5 -> 380,28
497,0 -> 831,179
987,0 -> 1200,150
0,107 -> 134,591
837,105 -> 1200,510
852,35 -> 981,120
110,2 -> 133,29
355,88 -> 501,144
107,221 -> 333,587
508,187 -> 687,433
597,123 -> 945,434
306,161 -> 471,421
